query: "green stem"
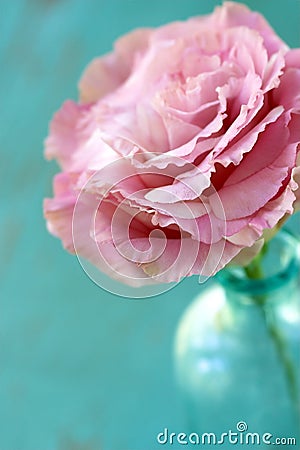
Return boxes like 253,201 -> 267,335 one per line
243,246 -> 298,406
244,241 -> 269,281
244,262 -> 264,281
263,314 -> 298,403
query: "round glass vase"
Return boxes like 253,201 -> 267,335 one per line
174,229 -> 300,448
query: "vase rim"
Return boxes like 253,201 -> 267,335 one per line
216,229 -> 300,296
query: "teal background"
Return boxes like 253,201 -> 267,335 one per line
0,1 -> 299,449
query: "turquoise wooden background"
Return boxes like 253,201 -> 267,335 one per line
0,1 -> 299,449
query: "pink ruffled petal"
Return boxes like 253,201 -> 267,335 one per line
229,238 -> 264,267
214,106 -> 284,167
285,49 -> 300,69
44,173 -> 77,251
45,101 -> 91,170
79,28 -> 152,104
213,2 -> 288,55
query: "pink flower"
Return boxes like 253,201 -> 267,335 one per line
44,2 -> 300,289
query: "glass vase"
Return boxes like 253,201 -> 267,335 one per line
174,229 -> 300,449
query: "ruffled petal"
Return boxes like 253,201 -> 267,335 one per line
79,28 -> 152,103
45,101 -> 91,170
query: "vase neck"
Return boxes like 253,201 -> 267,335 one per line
216,230 -> 300,305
